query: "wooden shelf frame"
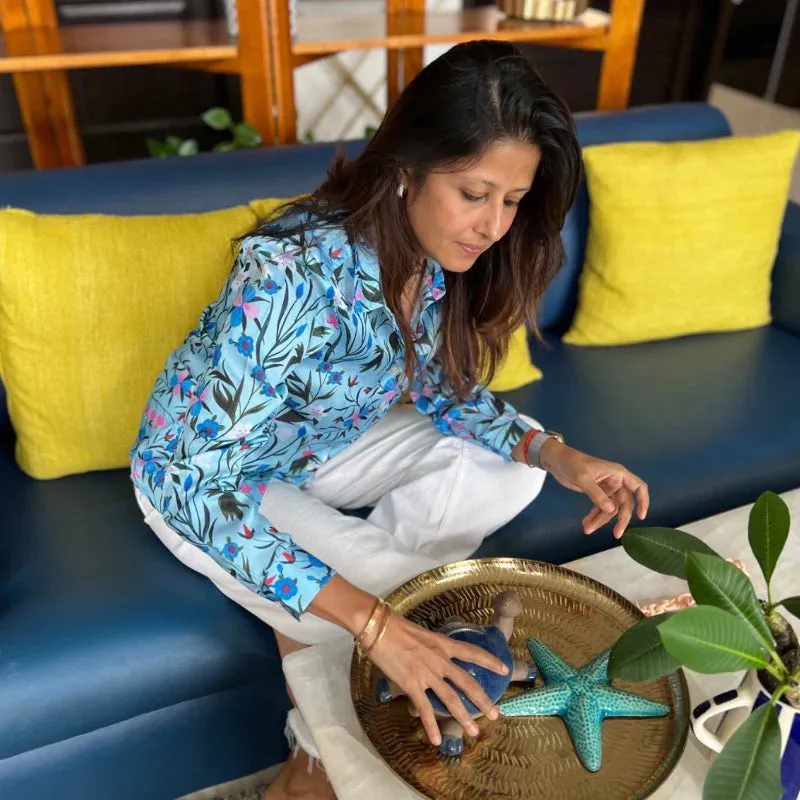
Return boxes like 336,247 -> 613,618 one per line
0,0 -> 276,168
267,0 -> 645,145
0,20 -> 240,73
292,7 -> 609,58
0,0 -> 645,169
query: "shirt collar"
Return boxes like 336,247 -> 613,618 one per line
352,239 -> 447,315
420,257 -> 447,311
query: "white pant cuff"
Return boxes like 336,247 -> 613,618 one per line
285,707 -> 320,761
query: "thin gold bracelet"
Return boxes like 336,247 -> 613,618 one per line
356,598 -> 384,647
363,605 -> 391,657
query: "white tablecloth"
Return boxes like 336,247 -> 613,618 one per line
283,488 -> 800,799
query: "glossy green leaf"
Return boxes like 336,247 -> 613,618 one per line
213,141 -> 237,153
178,138 -> 199,156
658,606 -> 770,673
608,613 -> 680,681
621,527 -> 718,579
686,552 -> 773,649
203,107 -> 233,131
748,491 -> 790,587
146,138 -> 166,158
703,703 -> 782,800
233,123 -> 262,148
780,596 -> 800,621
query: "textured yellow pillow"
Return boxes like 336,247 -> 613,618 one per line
0,197 -> 537,480
0,205 -> 256,479
564,131 -> 800,346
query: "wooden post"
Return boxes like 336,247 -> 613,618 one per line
387,0 -> 425,109
236,0 -> 279,146
1,0 -> 85,168
596,0 -> 646,110
265,0 -> 297,144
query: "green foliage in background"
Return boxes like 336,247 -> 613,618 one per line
147,107 -> 261,158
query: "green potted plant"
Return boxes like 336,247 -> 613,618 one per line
609,491 -> 800,799
146,107 -> 261,158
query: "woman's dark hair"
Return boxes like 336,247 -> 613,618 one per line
251,39 -> 581,398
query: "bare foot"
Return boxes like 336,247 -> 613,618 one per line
262,750 -> 336,800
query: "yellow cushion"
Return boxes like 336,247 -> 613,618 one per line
563,131 -> 800,346
0,205 -> 257,479
0,192 -> 538,481
486,326 -> 542,391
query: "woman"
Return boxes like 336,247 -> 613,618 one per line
131,40 -> 648,799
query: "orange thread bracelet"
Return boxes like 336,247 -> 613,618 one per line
521,428 -> 541,467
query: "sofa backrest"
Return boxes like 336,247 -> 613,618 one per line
0,103 -> 732,431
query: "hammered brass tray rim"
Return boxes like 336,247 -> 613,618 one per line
350,557 -> 690,800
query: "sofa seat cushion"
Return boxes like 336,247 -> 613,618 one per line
476,325 -> 800,564
0,465 -> 284,761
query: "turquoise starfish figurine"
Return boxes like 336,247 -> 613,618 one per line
498,638 -> 669,772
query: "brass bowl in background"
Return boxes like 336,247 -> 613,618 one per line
498,0 -> 590,22
351,558 -> 689,800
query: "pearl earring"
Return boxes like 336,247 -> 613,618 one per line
396,184 -> 406,198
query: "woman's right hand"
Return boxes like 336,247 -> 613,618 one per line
365,609 -> 508,746
307,575 -> 507,745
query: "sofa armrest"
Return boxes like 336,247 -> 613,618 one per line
772,201 -> 800,337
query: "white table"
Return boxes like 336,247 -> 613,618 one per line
283,488 -> 800,799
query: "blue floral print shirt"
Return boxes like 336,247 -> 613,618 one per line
130,218 -> 532,619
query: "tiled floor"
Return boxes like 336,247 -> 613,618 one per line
709,83 -> 800,202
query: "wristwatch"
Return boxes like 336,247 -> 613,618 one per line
525,429 -> 565,469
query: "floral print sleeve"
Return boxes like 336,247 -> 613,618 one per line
410,352 -> 534,462
144,238 -> 336,619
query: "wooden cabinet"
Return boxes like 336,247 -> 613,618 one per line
0,0 -> 273,168
1,0 -> 649,170
265,0 -> 644,144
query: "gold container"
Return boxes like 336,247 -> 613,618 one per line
351,558 -> 689,800
498,0 -> 590,22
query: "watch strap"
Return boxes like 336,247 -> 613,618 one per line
524,429 -> 564,469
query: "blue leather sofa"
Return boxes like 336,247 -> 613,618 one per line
1,103 -> 798,800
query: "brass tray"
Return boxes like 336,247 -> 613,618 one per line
350,558 -> 689,800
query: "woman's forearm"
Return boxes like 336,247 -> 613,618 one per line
308,574 -> 378,637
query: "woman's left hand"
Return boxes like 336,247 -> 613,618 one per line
539,440 -> 649,539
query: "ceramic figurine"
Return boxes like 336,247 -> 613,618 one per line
499,637 -> 670,772
376,590 -> 538,756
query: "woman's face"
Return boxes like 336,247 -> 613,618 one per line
404,139 -> 541,273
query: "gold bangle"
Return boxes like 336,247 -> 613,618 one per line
363,605 -> 392,657
356,598 -> 384,647
358,601 -> 388,653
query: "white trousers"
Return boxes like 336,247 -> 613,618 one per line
136,405 -> 547,646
